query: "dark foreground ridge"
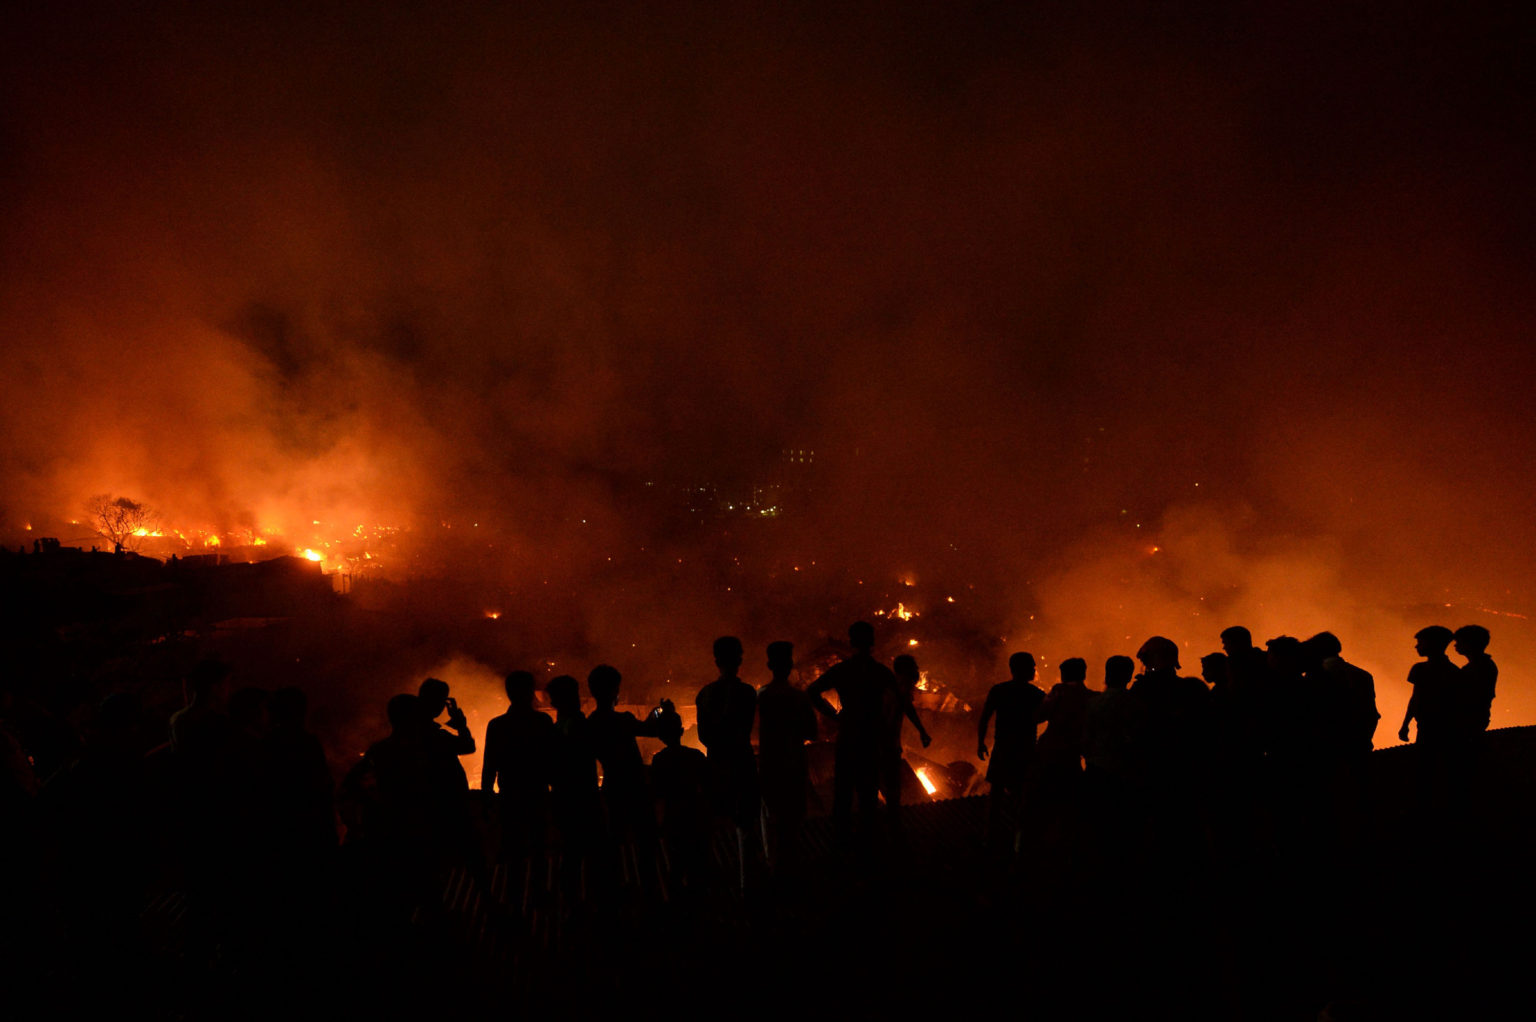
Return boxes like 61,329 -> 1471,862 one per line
0,605 -> 1526,1020
5,728 -> 1534,1020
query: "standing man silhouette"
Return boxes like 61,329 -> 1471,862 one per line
1399,626 -> 1459,747
808,621 -> 898,850
482,670 -> 555,859
978,652 -> 1046,850
1453,625 -> 1497,735
696,636 -> 760,888
757,641 -> 816,874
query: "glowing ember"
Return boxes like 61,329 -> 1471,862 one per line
485,610 -> 502,620
907,638 -> 919,647
915,767 -> 938,796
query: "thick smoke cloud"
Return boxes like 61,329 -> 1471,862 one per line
2,3 -> 1532,737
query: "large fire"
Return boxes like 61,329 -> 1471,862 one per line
69,502 -> 408,580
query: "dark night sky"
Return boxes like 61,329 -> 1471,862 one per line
2,1 -> 1533,727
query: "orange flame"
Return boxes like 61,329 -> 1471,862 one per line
915,768 -> 938,796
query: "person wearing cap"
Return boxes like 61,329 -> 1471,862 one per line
1130,636 -> 1212,796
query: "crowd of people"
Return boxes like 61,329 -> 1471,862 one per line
310,618 -> 1500,907
336,624 -> 934,902
0,614 -> 1506,999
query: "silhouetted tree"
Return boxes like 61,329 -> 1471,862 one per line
85,494 -> 158,553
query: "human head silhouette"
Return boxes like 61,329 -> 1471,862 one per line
1304,631 -> 1343,662
766,641 -> 794,678
713,636 -> 744,676
418,678 -> 449,719
849,621 -> 875,652
1415,626 -> 1453,657
1105,656 -> 1134,689
1136,636 -> 1180,672
1008,651 -> 1036,681
1200,652 -> 1228,686
893,654 -> 919,682
587,665 -> 622,707
1453,624 -> 1490,656
1220,626 -> 1254,656
1265,636 -> 1303,676
546,675 -> 581,715
1060,658 -> 1087,683
504,670 -> 536,707
655,700 -> 684,746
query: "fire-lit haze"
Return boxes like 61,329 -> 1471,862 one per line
3,3 -> 1533,752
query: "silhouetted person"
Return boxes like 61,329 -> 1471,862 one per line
1303,632 -> 1377,851
1083,656 -> 1146,850
170,658 -> 232,765
264,686 -> 335,866
978,651 -> 1046,849
1038,657 -> 1089,774
545,675 -> 600,900
418,676 -> 473,791
1453,625 -> 1496,734
1033,656 -> 1090,854
1084,655 -> 1144,783
482,670 -> 555,859
807,621 -> 900,849
1130,636 -> 1211,809
1399,626 -> 1459,747
1200,651 -> 1240,757
1220,625 -> 1271,758
648,700 -> 709,896
1199,651 -> 1228,685
696,636 -> 761,835
226,686 -> 271,850
1303,631 -> 1379,758
361,694 -> 441,874
1259,630 -> 1308,765
416,677 -> 473,866
756,641 -> 816,874
881,654 -> 933,825
586,665 -> 663,890
168,659 -> 236,879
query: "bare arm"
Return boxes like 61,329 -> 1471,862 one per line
901,692 -> 931,748
977,690 -> 996,759
631,704 -> 668,740
481,721 -> 500,795
446,697 -> 476,754
805,672 -> 839,720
